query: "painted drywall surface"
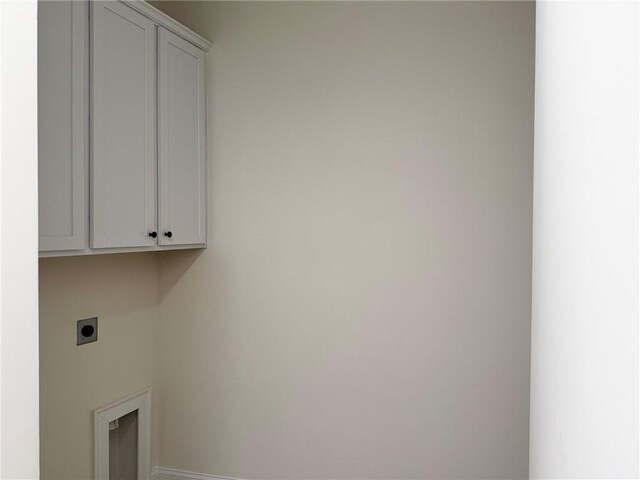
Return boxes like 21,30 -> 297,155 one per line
39,253 -> 160,480
530,2 -> 639,478
0,1 -> 40,477
154,2 -> 535,478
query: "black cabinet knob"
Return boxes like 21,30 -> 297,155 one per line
148,231 -> 157,238
164,231 -> 173,238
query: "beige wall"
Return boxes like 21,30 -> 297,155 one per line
154,2 -> 535,479
38,2 -> 535,478
39,254 -> 160,480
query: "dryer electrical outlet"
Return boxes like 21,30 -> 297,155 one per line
77,317 -> 98,345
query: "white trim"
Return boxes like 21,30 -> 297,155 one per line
121,0 -> 212,52
153,467 -> 243,480
0,1 -> 40,476
95,389 -> 152,480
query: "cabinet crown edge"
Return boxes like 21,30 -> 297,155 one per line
121,0 -> 212,52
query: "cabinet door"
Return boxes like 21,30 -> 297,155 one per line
91,1 -> 157,248
158,27 -> 206,246
38,0 -> 87,252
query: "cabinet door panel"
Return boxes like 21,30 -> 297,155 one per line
158,27 -> 206,246
38,0 -> 87,251
91,1 -> 156,248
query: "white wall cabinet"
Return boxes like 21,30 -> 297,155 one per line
38,0 -> 212,257
158,28 -> 207,246
38,0 -> 87,252
91,1 -> 157,249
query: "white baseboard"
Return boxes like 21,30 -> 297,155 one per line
152,466 -> 243,480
